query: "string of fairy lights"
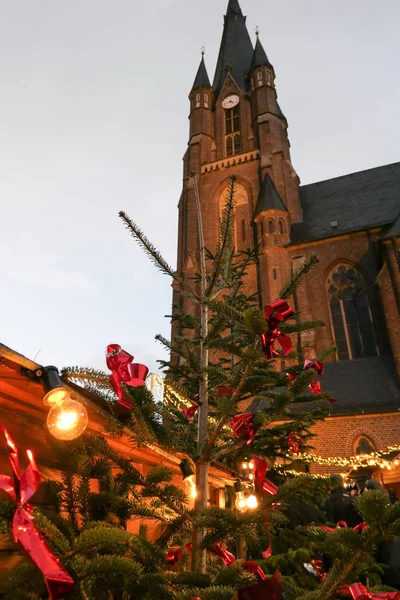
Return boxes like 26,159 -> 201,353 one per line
162,380 -> 400,474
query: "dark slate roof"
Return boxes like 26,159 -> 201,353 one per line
382,210 -> 400,239
248,356 -> 400,417
213,0 -> 254,96
276,101 -> 287,122
191,55 -> 211,90
250,36 -> 272,71
291,162 -> 400,244
254,174 -> 288,217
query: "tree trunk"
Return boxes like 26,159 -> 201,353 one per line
191,174 -> 209,572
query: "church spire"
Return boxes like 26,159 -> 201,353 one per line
213,0 -> 254,96
191,54 -> 211,91
250,36 -> 272,71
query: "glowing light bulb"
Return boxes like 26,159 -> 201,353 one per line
249,473 -> 254,480
242,462 -> 248,470
248,461 -> 254,470
190,484 -> 197,499
235,492 -> 247,512
47,399 -> 88,441
395,460 -> 399,466
246,495 -> 258,509
43,387 -> 71,407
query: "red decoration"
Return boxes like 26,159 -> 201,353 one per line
0,430 -> 74,600
348,583 -> 400,599
287,432 -> 303,454
319,521 -> 366,534
242,561 -> 266,580
230,413 -> 258,444
166,547 -> 183,565
106,344 -> 149,413
238,570 -> 281,600
183,405 -> 198,420
304,359 -> 324,375
252,456 -> 278,496
209,542 -> 236,565
260,299 -> 294,359
287,358 -> 336,402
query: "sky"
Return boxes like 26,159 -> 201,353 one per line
1,0 -> 400,375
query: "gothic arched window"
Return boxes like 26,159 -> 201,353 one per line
204,93 -> 209,108
279,220 -> 285,234
268,219 -> 275,234
225,105 -> 241,157
327,264 -> 378,361
241,219 -> 246,243
257,71 -> 263,86
195,93 -> 201,108
353,435 -> 376,456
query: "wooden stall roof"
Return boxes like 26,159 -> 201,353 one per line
0,343 -> 235,487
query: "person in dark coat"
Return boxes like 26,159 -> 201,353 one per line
324,477 -> 351,524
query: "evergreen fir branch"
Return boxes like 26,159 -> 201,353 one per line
34,510 -> 72,556
145,466 -> 174,485
119,211 -> 178,280
207,299 -> 244,325
279,254 -> 319,300
61,366 -> 111,390
280,319 -> 325,334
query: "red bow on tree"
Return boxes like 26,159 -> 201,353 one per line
319,521 -> 366,534
260,300 -> 294,359
242,561 -> 266,580
287,359 -> 336,402
347,583 -> 400,599
252,456 -> 279,559
287,432 -> 303,454
238,570 -> 281,600
183,405 -> 198,421
209,543 -> 236,565
230,413 -> 259,444
166,547 -> 183,565
106,344 -> 149,413
0,430 -> 74,600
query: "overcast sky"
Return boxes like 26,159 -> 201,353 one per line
1,0 -> 399,375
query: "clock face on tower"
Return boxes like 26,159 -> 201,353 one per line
222,94 -> 240,109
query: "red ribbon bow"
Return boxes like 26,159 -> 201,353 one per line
209,542 -> 236,565
287,432 -> 303,454
319,521 -> 366,534
166,547 -> 183,565
238,570 -> 281,600
260,299 -> 294,359
0,430 -> 74,600
242,561 -> 266,581
230,413 -> 259,444
106,344 -> 149,413
348,583 -> 400,599
252,456 -> 278,559
287,359 -> 336,402
183,405 -> 198,421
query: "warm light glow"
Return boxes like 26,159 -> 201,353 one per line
249,473 -> 254,480
248,461 -> 254,470
242,462 -> 248,470
235,492 -> 247,512
246,494 -> 258,509
47,399 -> 88,441
190,484 -> 197,499
27,450 -> 33,460
43,387 -> 70,407
395,460 -> 399,466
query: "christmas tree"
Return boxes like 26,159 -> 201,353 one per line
1,176 -> 400,600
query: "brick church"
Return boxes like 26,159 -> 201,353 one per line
174,0 -> 400,486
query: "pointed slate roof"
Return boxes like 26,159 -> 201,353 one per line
191,55 -> 211,90
213,0 -> 254,96
254,174 -> 288,217
250,36 -> 272,71
383,210 -> 400,239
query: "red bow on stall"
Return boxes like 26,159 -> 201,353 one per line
347,583 -> 400,599
106,344 -> 149,413
260,300 -> 294,359
183,405 -> 198,421
238,570 -> 281,600
230,413 -> 259,444
0,430 -> 74,600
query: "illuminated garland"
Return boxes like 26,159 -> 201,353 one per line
283,449 -> 400,471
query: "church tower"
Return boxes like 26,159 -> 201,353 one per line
175,0 -> 302,315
